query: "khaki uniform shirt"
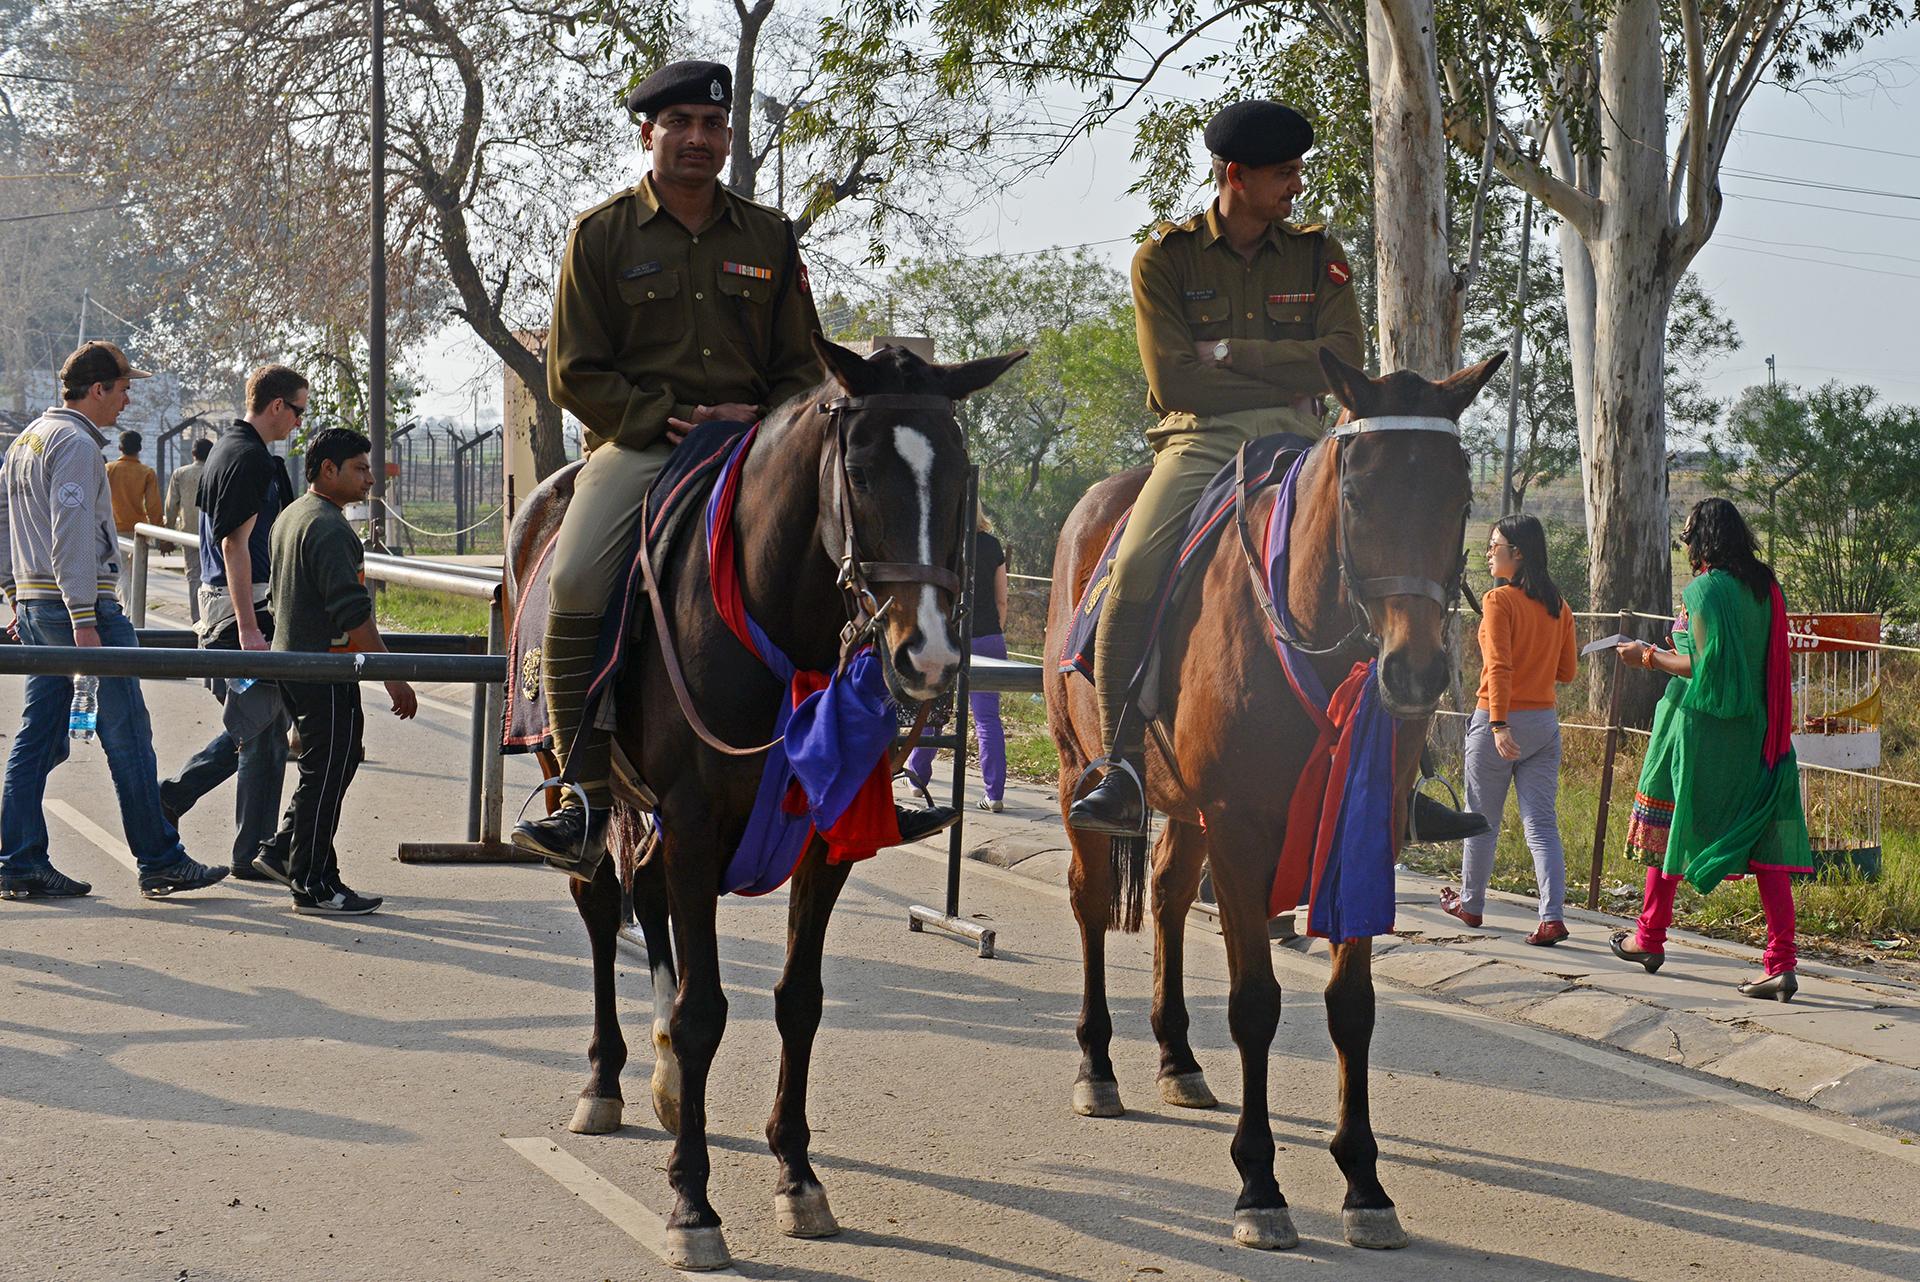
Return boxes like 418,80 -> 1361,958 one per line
1131,203 -> 1366,422
548,174 -> 823,454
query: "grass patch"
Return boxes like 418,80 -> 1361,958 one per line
375,584 -> 489,637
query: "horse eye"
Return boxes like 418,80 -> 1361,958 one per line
845,465 -> 870,492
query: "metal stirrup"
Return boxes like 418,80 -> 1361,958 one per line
1069,754 -> 1149,836
516,775 -> 595,865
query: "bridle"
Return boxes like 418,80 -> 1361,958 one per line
1237,414 -> 1471,656
819,393 -> 968,672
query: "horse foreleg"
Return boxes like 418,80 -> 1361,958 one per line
1061,767 -> 1122,1118
767,841 -> 852,1240
1151,818 -> 1216,1109
631,846 -> 681,1134
662,860 -> 731,1272
566,857 -> 629,1135
1326,938 -> 1407,1249
1209,820 -> 1295,1251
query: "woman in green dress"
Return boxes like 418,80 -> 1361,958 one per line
1610,498 -> 1811,1001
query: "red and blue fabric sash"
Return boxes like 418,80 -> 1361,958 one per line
1261,450 -> 1400,942
704,423 -> 902,896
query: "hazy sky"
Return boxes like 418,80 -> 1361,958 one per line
415,21 -> 1920,423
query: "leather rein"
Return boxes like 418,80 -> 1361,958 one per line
637,394 -> 964,759
1234,414 -> 1471,658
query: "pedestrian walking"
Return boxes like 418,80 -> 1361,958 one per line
159,367 -> 301,880
1440,514 -> 1578,944
904,517 -> 1010,812
0,341 -> 228,900
1611,498 -> 1811,1001
260,428 -> 416,914
105,429 -> 162,536
164,436 -> 211,622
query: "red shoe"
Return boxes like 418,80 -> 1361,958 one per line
1525,920 -> 1570,947
1438,887 -> 1483,928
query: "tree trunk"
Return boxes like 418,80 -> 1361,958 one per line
1366,0 -> 1461,375
729,1 -> 773,199
1585,0 -> 1672,722
1556,223 -> 1599,532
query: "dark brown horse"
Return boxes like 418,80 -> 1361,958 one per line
507,338 -> 1023,1271
1042,349 -> 1503,1252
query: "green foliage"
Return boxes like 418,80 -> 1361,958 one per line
1707,382 -> 1920,617
836,249 -> 1152,571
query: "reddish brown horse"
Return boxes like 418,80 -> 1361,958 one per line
507,338 -> 1023,1271
1042,349 -> 1503,1252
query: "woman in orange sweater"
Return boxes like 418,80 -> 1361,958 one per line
1441,514 -> 1579,943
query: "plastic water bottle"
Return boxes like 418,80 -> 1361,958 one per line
228,676 -> 255,695
69,675 -> 98,742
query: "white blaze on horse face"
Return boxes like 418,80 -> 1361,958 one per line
892,425 -> 960,683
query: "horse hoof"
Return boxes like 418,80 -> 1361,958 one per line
1233,1206 -> 1300,1250
774,1187 -> 841,1238
1072,1078 -> 1124,1117
1158,1070 -> 1218,1109
651,1022 -> 682,1134
567,1096 -> 623,1135
1343,1206 -> 1409,1249
663,1225 -> 732,1271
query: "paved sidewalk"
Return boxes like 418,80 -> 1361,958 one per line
903,768 -> 1920,1139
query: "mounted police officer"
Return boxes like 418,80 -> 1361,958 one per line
515,60 -> 954,874
1070,101 -> 1485,843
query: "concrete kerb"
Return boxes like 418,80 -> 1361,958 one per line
932,775 -> 1920,1140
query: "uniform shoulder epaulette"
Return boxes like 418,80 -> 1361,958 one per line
1147,211 -> 1203,244
729,190 -> 797,236
1283,221 -> 1328,236
573,185 -> 641,226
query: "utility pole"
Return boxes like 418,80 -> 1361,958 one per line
1766,354 -> 1776,394
1499,191 -> 1535,516
76,288 -> 90,347
367,0 -> 388,550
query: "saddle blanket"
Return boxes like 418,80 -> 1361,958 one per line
502,420 -> 753,756
1058,431 -> 1309,692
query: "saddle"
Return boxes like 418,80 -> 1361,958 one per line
1060,431 -> 1311,723
502,420 -> 753,764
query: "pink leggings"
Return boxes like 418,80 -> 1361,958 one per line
1635,865 -> 1797,974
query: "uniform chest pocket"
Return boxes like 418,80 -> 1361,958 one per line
716,271 -> 769,305
1183,296 -> 1228,335
1265,293 -> 1315,337
616,267 -> 681,307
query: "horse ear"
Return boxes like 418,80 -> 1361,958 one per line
812,333 -> 875,396
936,349 -> 1028,401
1318,347 -> 1379,417
1434,350 -> 1508,420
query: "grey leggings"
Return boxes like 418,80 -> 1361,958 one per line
1460,707 -> 1566,922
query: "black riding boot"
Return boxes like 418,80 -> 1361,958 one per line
1069,751 -> 1147,835
1072,596 -> 1154,836
1405,744 -> 1490,842
513,797 -> 610,880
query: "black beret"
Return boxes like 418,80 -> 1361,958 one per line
1203,101 -> 1314,167
626,60 -> 731,117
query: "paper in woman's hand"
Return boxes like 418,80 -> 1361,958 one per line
1580,633 -> 1635,658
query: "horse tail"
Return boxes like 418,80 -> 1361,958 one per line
1108,830 -> 1148,933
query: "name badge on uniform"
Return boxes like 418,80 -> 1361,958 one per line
619,261 -> 662,281
1268,292 -> 1316,305
1183,288 -> 1217,301
722,261 -> 774,281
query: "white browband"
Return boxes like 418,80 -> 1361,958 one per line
1326,415 -> 1460,438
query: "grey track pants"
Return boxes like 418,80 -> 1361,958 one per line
1460,707 -> 1566,922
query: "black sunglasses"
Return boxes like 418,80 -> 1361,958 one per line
283,398 -> 308,418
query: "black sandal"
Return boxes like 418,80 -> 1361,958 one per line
1609,930 -> 1665,974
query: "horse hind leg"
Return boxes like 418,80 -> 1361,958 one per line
766,843 -> 853,1240
1061,765 -> 1123,1118
566,855 -> 629,1135
1152,819 -> 1217,1109
661,847 -> 731,1271
1326,939 -> 1407,1249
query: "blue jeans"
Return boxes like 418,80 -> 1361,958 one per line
1,597 -> 189,874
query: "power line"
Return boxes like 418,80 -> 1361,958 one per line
1710,241 -> 1920,284
1715,231 -> 1920,268
1721,167 -> 1920,204
1737,128 -> 1920,164
1721,187 -> 1920,225
0,201 -> 128,225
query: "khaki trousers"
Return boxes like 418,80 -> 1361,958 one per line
545,440 -> 674,802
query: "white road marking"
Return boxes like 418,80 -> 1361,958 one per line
503,1137 -> 752,1277
888,841 -> 1920,1171
890,425 -> 959,680
47,799 -> 139,874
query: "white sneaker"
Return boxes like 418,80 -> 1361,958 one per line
977,798 -> 1004,813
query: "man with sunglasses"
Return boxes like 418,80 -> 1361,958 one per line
158,365 -> 301,881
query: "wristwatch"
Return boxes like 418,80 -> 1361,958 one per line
1212,339 -> 1230,365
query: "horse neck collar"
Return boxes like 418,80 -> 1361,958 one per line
1326,415 -> 1459,439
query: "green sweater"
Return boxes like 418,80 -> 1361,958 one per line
269,492 -> 371,653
